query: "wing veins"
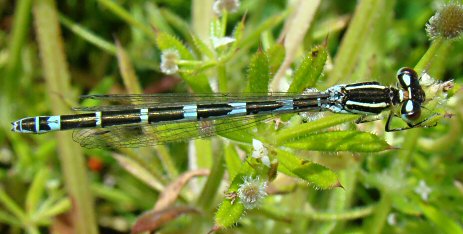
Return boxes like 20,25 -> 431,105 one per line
73,114 -> 275,148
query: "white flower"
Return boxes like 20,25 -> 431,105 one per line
237,176 -> 267,209
160,49 -> 180,75
252,139 -> 270,167
212,0 -> 240,16
211,36 -> 236,48
414,180 -> 432,201
387,213 -> 397,225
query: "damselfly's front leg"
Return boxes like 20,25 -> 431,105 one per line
385,111 -> 440,132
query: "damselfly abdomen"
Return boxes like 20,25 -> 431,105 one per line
11,68 -> 453,148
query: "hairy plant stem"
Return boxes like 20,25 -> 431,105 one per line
328,0 -> 385,87
33,1 -> 98,233
366,37 -> 447,234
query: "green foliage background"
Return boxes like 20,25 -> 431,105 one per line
0,0 -> 462,233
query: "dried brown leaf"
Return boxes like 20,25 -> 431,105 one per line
131,206 -> 199,234
154,169 -> 210,211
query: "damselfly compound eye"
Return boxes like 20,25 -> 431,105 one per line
401,100 -> 421,120
397,67 -> 418,89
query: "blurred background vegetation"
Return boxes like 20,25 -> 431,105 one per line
0,0 -> 462,233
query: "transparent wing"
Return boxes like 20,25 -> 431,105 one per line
75,92 -> 322,111
73,114 -> 275,148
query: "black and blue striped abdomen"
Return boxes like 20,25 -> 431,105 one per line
11,97 -> 326,134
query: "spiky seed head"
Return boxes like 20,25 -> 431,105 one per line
160,49 -> 180,75
237,176 -> 267,209
213,0 -> 240,16
426,1 -> 463,40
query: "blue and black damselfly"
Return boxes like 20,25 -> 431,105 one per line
11,68 -> 453,148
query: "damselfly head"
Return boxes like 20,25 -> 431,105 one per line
397,67 -> 426,104
390,68 -> 455,130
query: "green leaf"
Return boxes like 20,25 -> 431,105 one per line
156,32 -> 193,60
0,210 -> 21,226
145,3 -> 174,35
239,12 -> 288,49
0,188 -> 26,222
283,130 -> 391,152
210,18 -> 222,39
215,198 -> 245,228
267,43 -> 285,74
288,45 -> 328,93
195,139 -> 213,168
160,9 -> 195,47
115,40 -> 142,94
214,159 -> 255,228
233,18 -> 245,43
191,34 -> 215,59
26,167 -> 49,214
228,18 -> 246,55
181,73 -> 212,93
392,196 -> 421,216
59,14 -> 117,55
112,154 -> 165,192
247,50 -> 270,92
38,198 -> 71,220
97,0 -> 156,40
218,116 -> 264,144
219,129 -> 256,144
276,114 -> 359,144
275,149 -> 340,189
420,203 -> 463,234
224,144 -> 242,180
156,32 -> 211,92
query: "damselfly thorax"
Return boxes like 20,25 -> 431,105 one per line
11,68 -> 449,148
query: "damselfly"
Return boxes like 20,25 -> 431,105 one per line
11,68 -> 453,148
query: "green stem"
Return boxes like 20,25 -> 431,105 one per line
59,14 -> 116,55
177,60 -> 208,66
0,189 -> 27,224
155,145 -> 179,179
192,0 -> 214,40
220,10 -> 228,37
364,36 -> 448,234
25,226 -> 40,234
300,205 -> 375,221
316,164 -> 359,234
196,148 -> 225,210
365,192 -> 393,234
4,0 -> 33,97
328,0 -> 384,87
33,1 -> 98,233
419,115 -> 461,153
217,63 -> 228,92
1,0 -> 33,134
97,0 -> 156,41
415,37 -> 444,73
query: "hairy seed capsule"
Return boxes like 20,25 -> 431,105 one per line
237,176 -> 267,209
160,49 -> 180,75
426,2 -> 463,40
213,0 -> 241,16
